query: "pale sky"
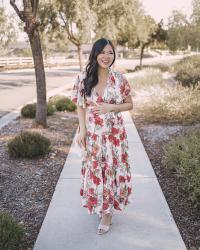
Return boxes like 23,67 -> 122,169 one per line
141,0 -> 193,23
1,0 -> 193,25
2,0 -> 193,21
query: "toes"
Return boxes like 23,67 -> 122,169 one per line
97,229 -> 104,234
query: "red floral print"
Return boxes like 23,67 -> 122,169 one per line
113,137 -> 120,146
93,161 -> 98,169
119,175 -> 126,183
112,127 -> 119,135
122,152 -> 128,163
93,175 -> 101,185
94,116 -> 104,126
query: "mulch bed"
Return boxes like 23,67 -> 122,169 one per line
130,108 -> 200,250
0,111 -> 78,249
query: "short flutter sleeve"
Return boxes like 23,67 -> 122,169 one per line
70,71 -> 86,108
120,74 -> 132,101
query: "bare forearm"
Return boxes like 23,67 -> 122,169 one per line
77,106 -> 86,131
109,102 -> 133,112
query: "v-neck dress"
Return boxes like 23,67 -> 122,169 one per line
70,67 -> 133,216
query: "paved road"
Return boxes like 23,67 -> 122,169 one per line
0,55 -> 187,118
0,67 -> 79,118
115,54 -> 185,69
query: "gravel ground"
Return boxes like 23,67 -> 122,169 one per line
130,106 -> 200,250
0,111 -> 78,249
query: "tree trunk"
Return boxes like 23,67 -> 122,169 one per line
77,45 -> 83,71
139,43 -> 146,69
29,29 -> 47,128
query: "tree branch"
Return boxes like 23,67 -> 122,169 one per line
59,12 -> 68,27
10,0 -> 25,21
59,12 -> 78,46
59,12 -> 79,46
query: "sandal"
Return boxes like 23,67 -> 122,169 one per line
97,212 -> 113,235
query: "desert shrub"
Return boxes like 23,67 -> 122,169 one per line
162,130 -> 200,207
172,55 -> 200,87
173,55 -> 200,72
129,68 -> 164,89
7,131 -> 51,158
0,211 -> 24,250
137,82 -> 200,124
150,63 -> 170,72
129,68 -> 200,124
175,68 -> 200,87
130,63 -> 170,73
21,103 -> 55,118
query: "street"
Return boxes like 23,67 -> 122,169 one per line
0,67 -> 79,118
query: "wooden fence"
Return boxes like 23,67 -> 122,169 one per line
0,57 -> 81,66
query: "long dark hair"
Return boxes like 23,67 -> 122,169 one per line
83,38 -> 116,97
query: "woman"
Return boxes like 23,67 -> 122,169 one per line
70,38 -> 133,235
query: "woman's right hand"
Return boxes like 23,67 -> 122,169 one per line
76,129 -> 87,149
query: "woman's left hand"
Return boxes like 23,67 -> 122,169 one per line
92,102 -> 113,114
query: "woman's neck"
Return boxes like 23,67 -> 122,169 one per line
98,67 -> 109,79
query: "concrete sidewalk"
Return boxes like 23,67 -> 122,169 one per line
33,111 -> 186,250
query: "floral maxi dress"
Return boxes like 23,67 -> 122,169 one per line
70,68 -> 133,216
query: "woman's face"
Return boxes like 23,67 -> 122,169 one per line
97,44 -> 115,69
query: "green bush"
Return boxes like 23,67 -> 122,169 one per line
7,131 -> 51,158
48,95 -> 67,105
162,130 -> 200,207
0,211 -> 24,250
65,102 -> 77,111
47,103 -> 56,115
55,97 -> 70,111
173,55 -> 200,87
48,95 -> 77,112
21,103 -> 56,118
21,103 -> 36,118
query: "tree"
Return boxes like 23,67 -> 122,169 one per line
90,0 -> 125,45
39,0 -> 96,70
150,20 -> 168,50
190,0 -> 200,51
10,0 -> 47,128
0,7 -> 16,54
102,0 -> 157,69
90,0 -> 144,50
167,10 -> 190,52
56,0 -> 96,70
136,15 -> 157,68
117,0 -> 142,47
38,1 -> 70,59
192,0 -> 200,25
